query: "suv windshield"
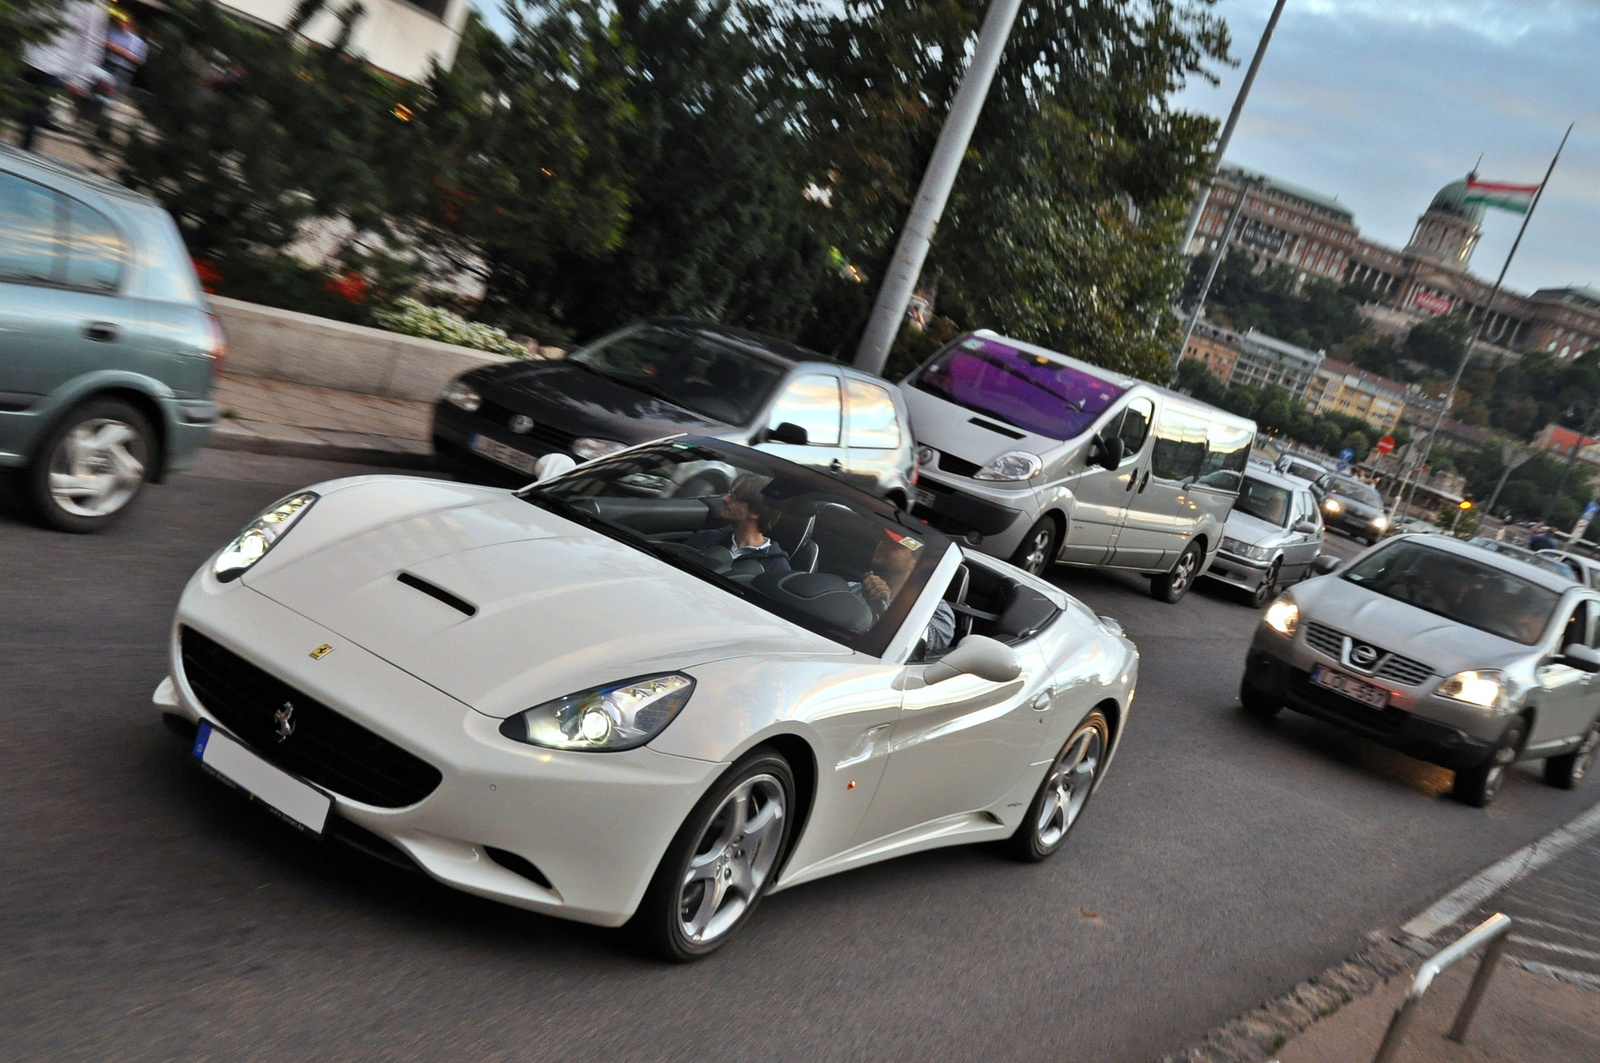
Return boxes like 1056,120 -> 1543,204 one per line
1343,540 -> 1563,645
520,439 -> 947,657
909,336 -> 1125,440
1235,477 -> 1292,526
1318,475 -> 1382,508
566,324 -> 788,426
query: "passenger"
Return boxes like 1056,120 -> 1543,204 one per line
850,535 -> 956,656
687,474 -> 791,573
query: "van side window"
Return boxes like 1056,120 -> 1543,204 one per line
1197,422 -> 1253,492
62,198 -> 126,293
0,172 -> 61,285
1150,408 -> 1207,482
1116,398 -> 1153,455
768,374 -> 842,446
844,379 -> 901,449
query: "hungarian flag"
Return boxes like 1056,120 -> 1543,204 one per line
1464,178 -> 1540,214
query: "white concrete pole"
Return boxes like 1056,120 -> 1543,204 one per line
852,0 -> 1025,376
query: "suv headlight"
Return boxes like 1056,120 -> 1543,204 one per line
974,451 -> 1042,481
572,437 -> 626,460
443,381 -> 481,412
1263,595 -> 1299,636
1436,669 -> 1503,709
213,492 -> 317,582
499,674 -> 695,751
1222,536 -> 1272,561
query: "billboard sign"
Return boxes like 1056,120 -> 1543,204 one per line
1412,290 -> 1454,316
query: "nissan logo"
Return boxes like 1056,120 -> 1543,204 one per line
1350,643 -> 1379,668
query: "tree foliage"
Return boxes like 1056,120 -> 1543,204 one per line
0,0 -> 63,124
1182,252 -> 1365,353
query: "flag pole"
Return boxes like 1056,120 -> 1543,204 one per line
1396,123 -> 1573,523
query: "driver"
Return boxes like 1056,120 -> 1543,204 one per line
686,474 -> 791,573
850,534 -> 956,656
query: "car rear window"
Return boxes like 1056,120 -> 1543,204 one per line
1342,540 -> 1562,645
908,336 -> 1125,441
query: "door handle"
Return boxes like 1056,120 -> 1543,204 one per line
829,458 -> 844,473
84,321 -> 120,343
1135,469 -> 1150,493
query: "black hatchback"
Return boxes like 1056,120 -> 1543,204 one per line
431,319 -> 917,505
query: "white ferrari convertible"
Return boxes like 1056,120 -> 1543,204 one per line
155,438 -> 1137,959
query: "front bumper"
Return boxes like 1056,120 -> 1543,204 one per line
1206,550 -> 1271,592
158,571 -> 722,926
1323,508 -> 1385,540
1242,625 -> 1506,770
909,469 -> 1026,549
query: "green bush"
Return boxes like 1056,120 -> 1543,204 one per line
372,298 -> 528,357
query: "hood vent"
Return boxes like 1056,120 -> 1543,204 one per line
397,572 -> 477,617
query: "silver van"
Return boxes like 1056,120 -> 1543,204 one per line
901,332 -> 1256,603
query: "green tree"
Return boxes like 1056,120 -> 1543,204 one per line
1338,430 -> 1370,461
1182,253 -> 1364,351
1401,316 -> 1472,374
1,0 -> 62,125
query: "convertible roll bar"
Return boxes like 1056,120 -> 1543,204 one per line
1370,913 -> 1512,1063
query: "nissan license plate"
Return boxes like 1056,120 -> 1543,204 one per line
193,722 -> 331,835
1310,665 -> 1388,709
470,433 -> 541,476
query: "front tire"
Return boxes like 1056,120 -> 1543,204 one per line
1453,719 -> 1525,807
1250,559 -> 1282,608
1544,720 -> 1599,790
1239,677 -> 1282,720
1151,541 -> 1204,604
632,750 -> 795,961
27,398 -> 154,532
1003,711 -> 1110,862
1010,517 -> 1059,577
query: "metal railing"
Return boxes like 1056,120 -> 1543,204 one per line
1371,913 -> 1513,1063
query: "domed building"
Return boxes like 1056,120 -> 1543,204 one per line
1404,178 -> 1485,269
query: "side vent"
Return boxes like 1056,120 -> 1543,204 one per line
485,847 -> 554,889
397,572 -> 477,617
968,417 -> 1025,440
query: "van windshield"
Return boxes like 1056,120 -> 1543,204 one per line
909,336 -> 1126,440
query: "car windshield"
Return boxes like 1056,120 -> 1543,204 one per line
519,439 -> 947,657
1342,540 -> 1563,645
1319,475 -> 1382,508
908,335 -> 1126,440
566,324 -> 788,426
1234,477 -> 1292,526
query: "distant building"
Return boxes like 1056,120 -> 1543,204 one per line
1535,424 -> 1600,458
1228,331 -> 1323,398
1180,319 -> 1244,386
216,0 -> 471,82
1303,359 -> 1408,433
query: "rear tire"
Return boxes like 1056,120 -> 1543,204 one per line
1544,720 -> 1599,790
1151,541 -> 1203,604
1010,517 -> 1059,577
1453,719 -> 1525,807
27,398 -> 154,533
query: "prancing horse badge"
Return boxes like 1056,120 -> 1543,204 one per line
310,644 -> 333,660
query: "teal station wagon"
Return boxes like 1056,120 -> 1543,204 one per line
0,146 -> 220,531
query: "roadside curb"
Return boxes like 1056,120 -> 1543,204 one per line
1156,798 -> 1600,1063
207,421 -> 437,470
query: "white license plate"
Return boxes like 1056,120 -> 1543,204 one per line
1310,665 -> 1389,709
470,433 -> 541,476
193,722 -> 331,835
914,487 -> 936,509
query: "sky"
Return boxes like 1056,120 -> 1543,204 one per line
473,0 -> 1597,296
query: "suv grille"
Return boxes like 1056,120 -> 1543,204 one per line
1302,621 -> 1434,687
477,397 -> 579,455
180,627 -> 442,808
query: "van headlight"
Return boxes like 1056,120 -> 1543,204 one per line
974,451 -> 1042,481
1263,596 -> 1299,636
499,674 -> 695,751
1436,670 -> 1503,709
213,492 -> 317,582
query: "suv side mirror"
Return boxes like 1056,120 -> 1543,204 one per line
1309,554 -> 1342,576
1562,643 -> 1600,673
1292,519 -> 1320,534
1090,433 -> 1124,471
921,635 -> 1023,685
759,421 -> 809,446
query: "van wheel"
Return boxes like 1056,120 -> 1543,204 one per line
27,398 -> 154,533
1010,517 -> 1059,576
1151,541 -> 1203,604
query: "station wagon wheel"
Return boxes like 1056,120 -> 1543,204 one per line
1544,719 -> 1600,790
1250,559 -> 1281,608
633,750 -> 794,961
1004,710 -> 1110,862
1151,540 -> 1203,604
27,398 -> 154,533
1010,517 -> 1059,576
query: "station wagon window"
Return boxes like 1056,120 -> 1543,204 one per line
1150,407 -> 1208,482
1114,398 -> 1154,455
0,172 -> 59,285
769,374 -> 842,446
844,379 -> 901,449
62,198 -> 125,292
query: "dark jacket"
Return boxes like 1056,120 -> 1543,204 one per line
686,527 -> 791,573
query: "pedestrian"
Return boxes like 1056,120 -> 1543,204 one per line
1528,522 -> 1558,552
16,0 -> 110,152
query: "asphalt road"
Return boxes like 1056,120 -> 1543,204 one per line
3,452 -> 1596,1063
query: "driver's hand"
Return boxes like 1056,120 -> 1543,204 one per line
862,572 -> 892,614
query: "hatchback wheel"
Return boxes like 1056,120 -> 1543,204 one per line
1453,719 -> 1525,807
1544,720 -> 1600,790
1151,541 -> 1203,604
633,750 -> 794,961
1010,517 -> 1059,577
27,399 -> 154,532
1004,711 -> 1110,861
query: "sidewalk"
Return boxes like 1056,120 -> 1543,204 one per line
209,374 -> 435,467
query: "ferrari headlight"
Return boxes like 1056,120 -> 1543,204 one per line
571,437 -> 626,460
1323,498 -> 1342,515
1222,536 -> 1272,561
500,673 -> 695,751
443,380 -> 481,412
1263,595 -> 1299,636
974,451 -> 1043,481
213,492 -> 317,582
1436,669 -> 1503,709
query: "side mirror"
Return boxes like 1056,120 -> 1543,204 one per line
760,421 -> 809,446
533,453 -> 577,483
922,635 -> 1023,685
1562,644 -> 1600,673
1309,554 -> 1342,576
1090,434 -> 1124,471
1292,520 -> 1320,534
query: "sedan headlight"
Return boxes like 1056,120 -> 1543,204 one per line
499,673 -> 695,751
1263,595 -> 1299,636
1323,498 -> 1343,515
1370,514 -> 1390,531
974,451 -> 1043,481
571,437 -> 627,461
1435,669 -> 1503,709
443,381 -> 481,412
1222,536 -> 1272,561
213,492 -> 317,582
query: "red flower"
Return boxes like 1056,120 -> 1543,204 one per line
324,270 -> 370,304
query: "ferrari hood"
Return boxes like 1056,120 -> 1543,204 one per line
246,496 -> 843,717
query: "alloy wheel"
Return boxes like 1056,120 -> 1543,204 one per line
49,417 -> 147,518
1252,561 -> 1281,607
1170,547 -> 1199,593
1021,529 -> 1053,574
1036,725 -> 1104,849
677,773 -> 786,946
1574,726 -> 1599,781
1483,744 -> 1516,801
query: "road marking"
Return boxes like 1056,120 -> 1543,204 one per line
1513,959 -> 1600,991
1400,799 -> 1600,940
1508,935 -> 1600,962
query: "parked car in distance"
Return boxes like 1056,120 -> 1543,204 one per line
1243,535 -> 1600,806
1204,470 -> 1324,606
1466,537 -> 1579,581
433,319 -> 917,506
1538,549 -> 1600,590
1390,516 -> 1441,536
1311,472 -> 1389,543
1274,452 -> 1332,485
0,146 -> 222,530
900,331 -> 1257,603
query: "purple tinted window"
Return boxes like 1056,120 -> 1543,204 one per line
910,338 -> 1126,440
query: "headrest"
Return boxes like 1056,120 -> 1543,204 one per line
753,570 -> 873,634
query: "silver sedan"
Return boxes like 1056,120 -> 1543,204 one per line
1240,535 -> 1600,806
1204,470 -> 1324,606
